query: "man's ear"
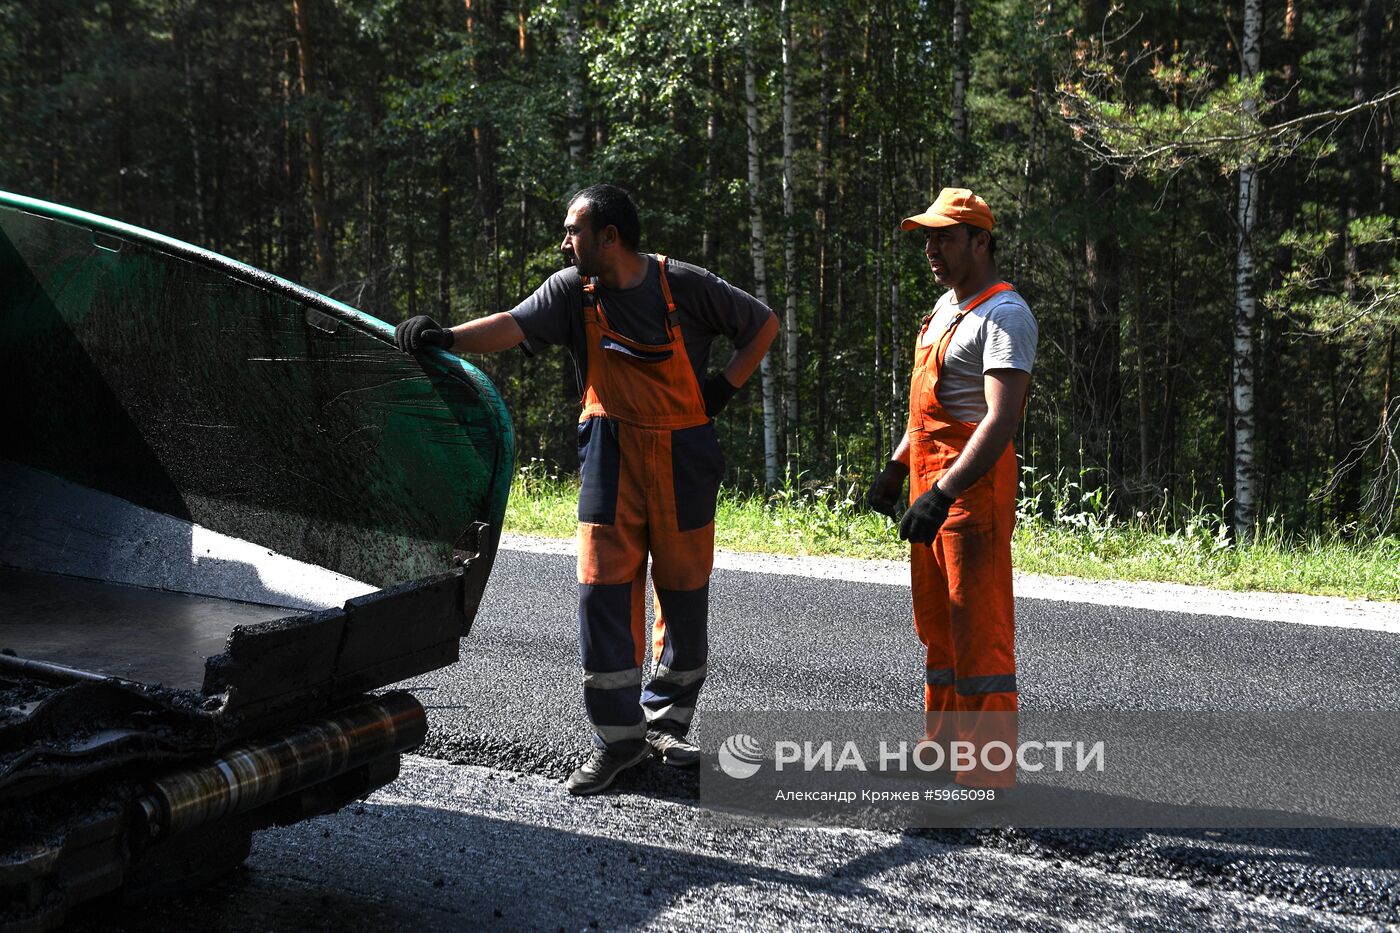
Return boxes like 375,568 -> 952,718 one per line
600,224 -> 617,248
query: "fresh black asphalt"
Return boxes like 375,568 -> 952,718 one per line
412,549 -> 1400,927
78,548 -> 1400,930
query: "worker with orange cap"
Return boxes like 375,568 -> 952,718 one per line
867,188 -> 1038,790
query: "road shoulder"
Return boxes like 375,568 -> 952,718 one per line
498,533 -> 1400,634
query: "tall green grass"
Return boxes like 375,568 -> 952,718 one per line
503,460 -> 1400,601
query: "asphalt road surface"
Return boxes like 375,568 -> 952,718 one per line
81,544 -> 1400,932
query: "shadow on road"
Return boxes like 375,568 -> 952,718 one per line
74,800 -> 895,932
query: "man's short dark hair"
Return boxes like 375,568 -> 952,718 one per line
570,184 -> 641,250
960,222 -> 996,260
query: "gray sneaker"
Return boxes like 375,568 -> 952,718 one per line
646,728 -> 701,767
566,745 -> 650,796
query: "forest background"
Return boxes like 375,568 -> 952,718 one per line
2,0 -> 1397,554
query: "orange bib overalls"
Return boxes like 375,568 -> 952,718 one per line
909,282 -> 1020,788
575,257 -> 722,753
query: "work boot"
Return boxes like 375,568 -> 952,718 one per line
566,745 -> 649,796
646,727 -> 701,767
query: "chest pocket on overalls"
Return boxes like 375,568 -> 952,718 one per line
600,335 -> 673,362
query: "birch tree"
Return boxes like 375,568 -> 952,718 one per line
744,0 -> 779,487
812,16 -> 832,459
1232,0 -> 1262,537
781,0 -> 799,466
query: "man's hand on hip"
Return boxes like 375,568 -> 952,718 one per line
395,315 -> 455,352
702,372 -> 739,417
899,484 -> 955,544
866,460 -> 909,520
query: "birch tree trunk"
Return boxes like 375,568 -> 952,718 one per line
739,0 -> 784,490
873,133 -> 885,461
780,0 -> 799,465
813,20 -> 832,459
1231,0 -> 1262,537
744,0 -> 780,487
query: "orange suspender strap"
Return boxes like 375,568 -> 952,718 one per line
581,260 -> 677,333
655,255 -> 681,336
953,281 -> 1030,418
583,273 -> 615,334
954,282 -> 1029,418
931,282 -> 1029,416
580,269 -> 598,314
920,282 -> 1014,331
945,282 -> 1014,333
923,281 -> 1015,354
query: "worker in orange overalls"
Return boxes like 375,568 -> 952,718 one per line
396,184 -> 778,795
867,188 -> 1037,791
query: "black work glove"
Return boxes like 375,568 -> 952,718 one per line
866,460 -> 909,520
898,484 -> 956,545
702,371 -> 739,418
395,315 -> 455,352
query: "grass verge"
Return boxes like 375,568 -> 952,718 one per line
503,469 -> 1400,602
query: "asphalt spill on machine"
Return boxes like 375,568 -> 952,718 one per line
0,192 -> 514,930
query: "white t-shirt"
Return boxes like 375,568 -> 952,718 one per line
918,285 -> 1038,422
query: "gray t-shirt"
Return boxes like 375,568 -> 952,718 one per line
508,255 -> 772,391
918,285 -> 1038,422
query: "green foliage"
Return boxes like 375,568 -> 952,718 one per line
1270,214 -> 1400,343
505,458 -> 580,538
1059,57 -> 1278,175
503,466 -> 1400,600
0,0 -> 1394,541
717,470 -> 908,560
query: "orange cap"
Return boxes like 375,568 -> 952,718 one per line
900,188 -> 995,232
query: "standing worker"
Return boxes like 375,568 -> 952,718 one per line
396,184 -> 778,795
866,188 -> 1037,791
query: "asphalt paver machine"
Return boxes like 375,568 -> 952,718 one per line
0,192 -> 513,930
